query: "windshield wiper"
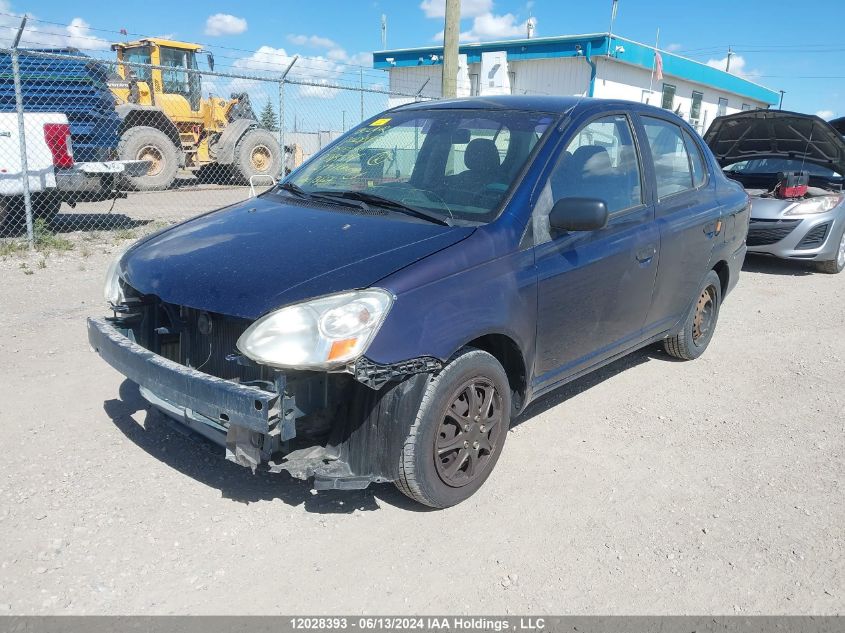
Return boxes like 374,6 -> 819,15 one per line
278,182 -> 372,211
277,181 -> 309,197
312,190 -> 451,226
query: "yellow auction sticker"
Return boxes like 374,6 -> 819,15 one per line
370,118 -> 391,126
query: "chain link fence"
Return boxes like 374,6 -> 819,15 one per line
0,43 -> 434,249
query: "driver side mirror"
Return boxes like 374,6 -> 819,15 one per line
549,197 -> 609,232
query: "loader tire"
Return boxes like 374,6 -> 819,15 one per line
118,126 -> 179,191
232,128 -> 282,185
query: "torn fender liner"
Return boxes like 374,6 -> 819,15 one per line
326,372 -> 432,487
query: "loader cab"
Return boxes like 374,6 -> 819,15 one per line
114,38 -> 203,112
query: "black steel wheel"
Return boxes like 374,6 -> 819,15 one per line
395,348 -> 511,508
434,377 -> 505,488
664,270 -> 722,360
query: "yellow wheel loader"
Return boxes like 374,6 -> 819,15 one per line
108,38 -> 282,190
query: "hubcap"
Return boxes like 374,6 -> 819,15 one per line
137,145 -> 164,177
250,144 -> 271,172
692,285 -> 717,343
837,231 -> 845,268
434,378 -> 503,488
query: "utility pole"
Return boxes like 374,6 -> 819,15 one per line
381,14 -> 387,50
441,0 -> 460,98
778,90 -> 786,110
726,46 -> 734,73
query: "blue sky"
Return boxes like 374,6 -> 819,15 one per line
4,0 -> 843,121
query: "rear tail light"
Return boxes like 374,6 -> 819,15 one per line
43,123 -> 74,169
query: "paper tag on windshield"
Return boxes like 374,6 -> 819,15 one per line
370,118 -> 391,126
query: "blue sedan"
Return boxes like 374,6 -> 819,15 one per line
88,96 -> 749,507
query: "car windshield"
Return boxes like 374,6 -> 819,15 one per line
724,157 -> 842,179
285,108 -> 556,224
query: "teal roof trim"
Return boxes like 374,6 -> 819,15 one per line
373,33 -> 779,105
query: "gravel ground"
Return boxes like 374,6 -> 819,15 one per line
0,240 -> 842,615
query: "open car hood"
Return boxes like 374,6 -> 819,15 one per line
704,110 -> 845,176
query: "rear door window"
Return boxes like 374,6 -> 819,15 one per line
683,131 -> 707,188
641,117 -> 694,199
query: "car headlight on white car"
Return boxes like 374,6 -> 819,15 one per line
236,289 -> 394,370
784,195 -> 843,216
103,249 -> 127,306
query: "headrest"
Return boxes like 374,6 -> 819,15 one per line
464,138 -> 501,172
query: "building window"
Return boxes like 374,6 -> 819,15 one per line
690,91 -> 703,122
741,103 -> 752,111
718,97 -> 729,116
661,84 -> 676,110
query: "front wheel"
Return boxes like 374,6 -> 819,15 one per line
232,128 -> 283,185
395,348 -> 510,508
814,228 -> 845,274
664,270 -> 723,360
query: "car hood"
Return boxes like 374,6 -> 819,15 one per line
121,193 -> 474,319
704,110 -> 845,176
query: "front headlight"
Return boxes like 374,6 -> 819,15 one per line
784,195 -> 843,216
103,249 -> 126,306
236,289 -> 394,370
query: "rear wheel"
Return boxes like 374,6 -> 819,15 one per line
395,348 -> 510,508
0,193 -> 61,236
814,229 -> 845,274
118,126 -> 179,191
664,270 -> 722,360
232,128 -> 282,185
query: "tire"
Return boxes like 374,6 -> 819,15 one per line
0,193 -> 59,236
664,270 -> 723,361
814,228 -> 845,274
395,348 -> 511,508
117,126 -> 179,191
33,192 -> 61,227
0,196 -> 25,237
232,128 -> 283,185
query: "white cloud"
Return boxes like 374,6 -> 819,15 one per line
433,12 -> 534,43
666,43 -> 682,52
0,2 -> 110,50
705,54 -> 758,79
287,34 -> 337,49
420,0 -> 492,18
815,110 -> 836,120
204,13 -> 247,37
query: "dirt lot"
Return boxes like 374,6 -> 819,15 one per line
0,215 -> 843,614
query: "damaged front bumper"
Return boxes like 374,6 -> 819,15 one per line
87,316 -> 433,490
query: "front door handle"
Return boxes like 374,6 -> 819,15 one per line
636,246 -> 656,264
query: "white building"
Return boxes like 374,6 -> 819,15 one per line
373,33 -> 779,133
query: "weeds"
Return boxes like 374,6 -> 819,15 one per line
33,219 -> 74,252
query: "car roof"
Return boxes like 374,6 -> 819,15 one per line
391,95 -> 676,117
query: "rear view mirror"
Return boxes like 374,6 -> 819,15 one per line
549,197 -> 609,232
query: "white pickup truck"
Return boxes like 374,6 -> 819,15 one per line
0,112 -> 147,234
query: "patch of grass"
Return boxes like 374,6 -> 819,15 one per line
37,257 -> 47,269
113,228 -> 138,241
33,219 -> 74,253
19,261 -> 33,275
80,245 -> 92,259
0,239 -> 28,257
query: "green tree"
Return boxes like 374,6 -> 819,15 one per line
259,100 -> 279,131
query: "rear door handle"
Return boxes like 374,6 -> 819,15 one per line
636,246 -> 656,264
